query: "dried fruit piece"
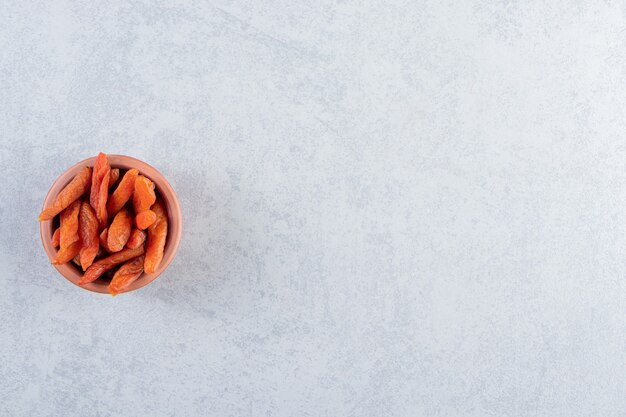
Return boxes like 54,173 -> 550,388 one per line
78,202 -> 99,271
89,153 -> 108,208
144,199 -> 168,274
39,167 -> 92,221
52,241 -> 81,264
107,208 -> 132,252
108,256 -> 144,295
107,168 -> 138,217
79,246 -> 145,285
109,168 -> 120,188
126,229 -> 146,249
86,168 -> 119,194
90,152 -> 110,229
51,228 -> 60,248
133,175 -> 156,230
135,210 -> 156,230
59,200 -> 81,249
99,228 -> 110,252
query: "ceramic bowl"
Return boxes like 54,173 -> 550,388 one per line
40,155 -> 182,294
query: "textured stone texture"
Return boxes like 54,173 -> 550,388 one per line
2,1 -> 626,416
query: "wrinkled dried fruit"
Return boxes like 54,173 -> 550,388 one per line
135,210 -> 157,230
90,152 -> 110,229
52,241 -> 81,264
144,199 -> 168,274
99,228 -> 109,252
79,246 -> 145,285
133,175 -> 156,214
86,168 -> 119,194
78,202 -> 99,271
107,168 -> 138,217
109,168 -> 120,188
126,229 -> 146,249
107,208 -> 132,252
108,256 -> 144,295
59,200 -> 81,249
52,228 -> 60,248
39,167 -> 92,221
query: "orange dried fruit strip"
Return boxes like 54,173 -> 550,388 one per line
86,168 -> 119,194
108,256 -> 144,296
99,228 -> 109,252
89,153 -> 107,208
135,210 -> 156,230
52,241 -> 81,264
59,200 -> 81,249
51,228 -> 60,248
126,229 -> 146,249
78,202 -> 99,271
133,175 -> 157,230
133,174 -> 156,214
100,227 -> 109,249
79,246 -> 145,285
107,168 -> 138,217
90,152 -> 110,229
39,166 -> 92,221
144,199 -> 168,274
108,168 -> 120,188
107,208 -> 132,252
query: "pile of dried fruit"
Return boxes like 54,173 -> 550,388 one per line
39,152 -> 168,295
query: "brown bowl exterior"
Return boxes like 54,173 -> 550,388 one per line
40,155 -> 182,294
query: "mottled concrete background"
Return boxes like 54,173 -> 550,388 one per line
2,1 -> 626,416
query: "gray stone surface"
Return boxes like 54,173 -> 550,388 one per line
2,1 -> 626,416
